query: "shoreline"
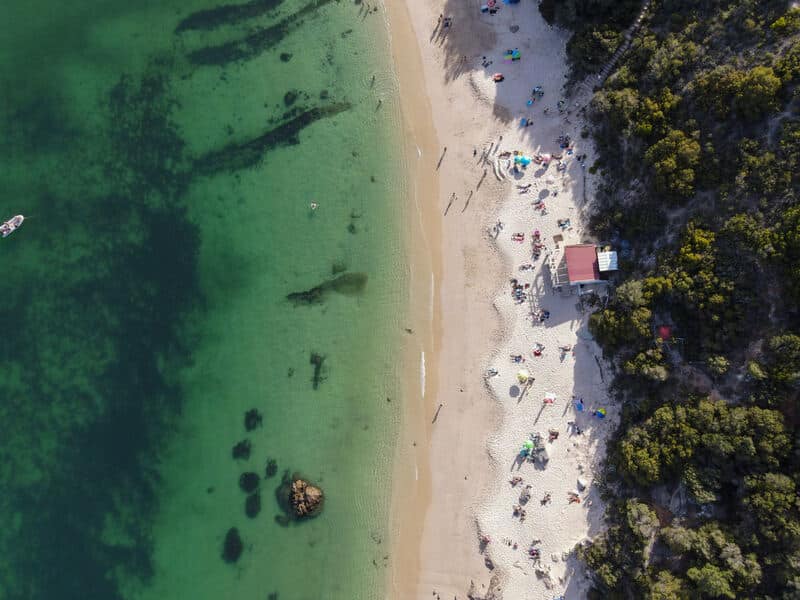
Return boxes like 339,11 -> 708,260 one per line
383,0 -> 440,592
385,1 -> 617,598
385,0 -> 506,597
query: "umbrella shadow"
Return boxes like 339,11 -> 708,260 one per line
517,380 -> 533,404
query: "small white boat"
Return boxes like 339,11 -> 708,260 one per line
1,215 -> 24,238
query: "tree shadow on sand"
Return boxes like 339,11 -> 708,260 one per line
432,0 -> 593,148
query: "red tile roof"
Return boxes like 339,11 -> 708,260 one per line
565,244 -> 600,283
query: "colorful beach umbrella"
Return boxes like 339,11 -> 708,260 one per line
517,369 -> 530,383
594,408 -> 607,419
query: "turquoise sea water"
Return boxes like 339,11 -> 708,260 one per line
0,1 -> 406,599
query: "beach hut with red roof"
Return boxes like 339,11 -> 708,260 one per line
549,243 -> 618,289
565,244 -> 602,284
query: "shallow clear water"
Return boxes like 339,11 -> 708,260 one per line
0,1 -> 406,598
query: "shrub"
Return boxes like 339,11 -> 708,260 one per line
567,25 -> 624,76
706,355 -> 730,377
645,130 -> 701,198
770,7 -> 800,35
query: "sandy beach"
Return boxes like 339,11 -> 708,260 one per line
386,1 -> 617,598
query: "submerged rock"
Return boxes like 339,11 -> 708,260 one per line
175,0 -> 282,33
327,272 -> 367,295
283,90 -> 298,106
239,471 -> 260,493
244,408 -> 262,431
286,272 -> 368,306
265,458 -> 278,478
222,528 -> 243,563
232,440 -> 251,460
310,352 -> 326,390
245,492 -> 261,518
194,103 -> 351,175
187,0 -> 338,66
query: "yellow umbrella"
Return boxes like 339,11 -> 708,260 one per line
517,369 -> 530,383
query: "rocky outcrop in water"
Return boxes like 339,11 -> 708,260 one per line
286,272 -> 368,306
290,478 -> 323,518
275,471 -> 324,522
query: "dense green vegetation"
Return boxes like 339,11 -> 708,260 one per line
545,0 -> 800,597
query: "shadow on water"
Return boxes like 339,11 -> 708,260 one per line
0,66 -> 200,600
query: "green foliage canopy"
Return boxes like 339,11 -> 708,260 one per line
645,129 -> 701,198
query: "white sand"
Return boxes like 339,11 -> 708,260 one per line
469,9 -> 618,598
386,1 -> 617,598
